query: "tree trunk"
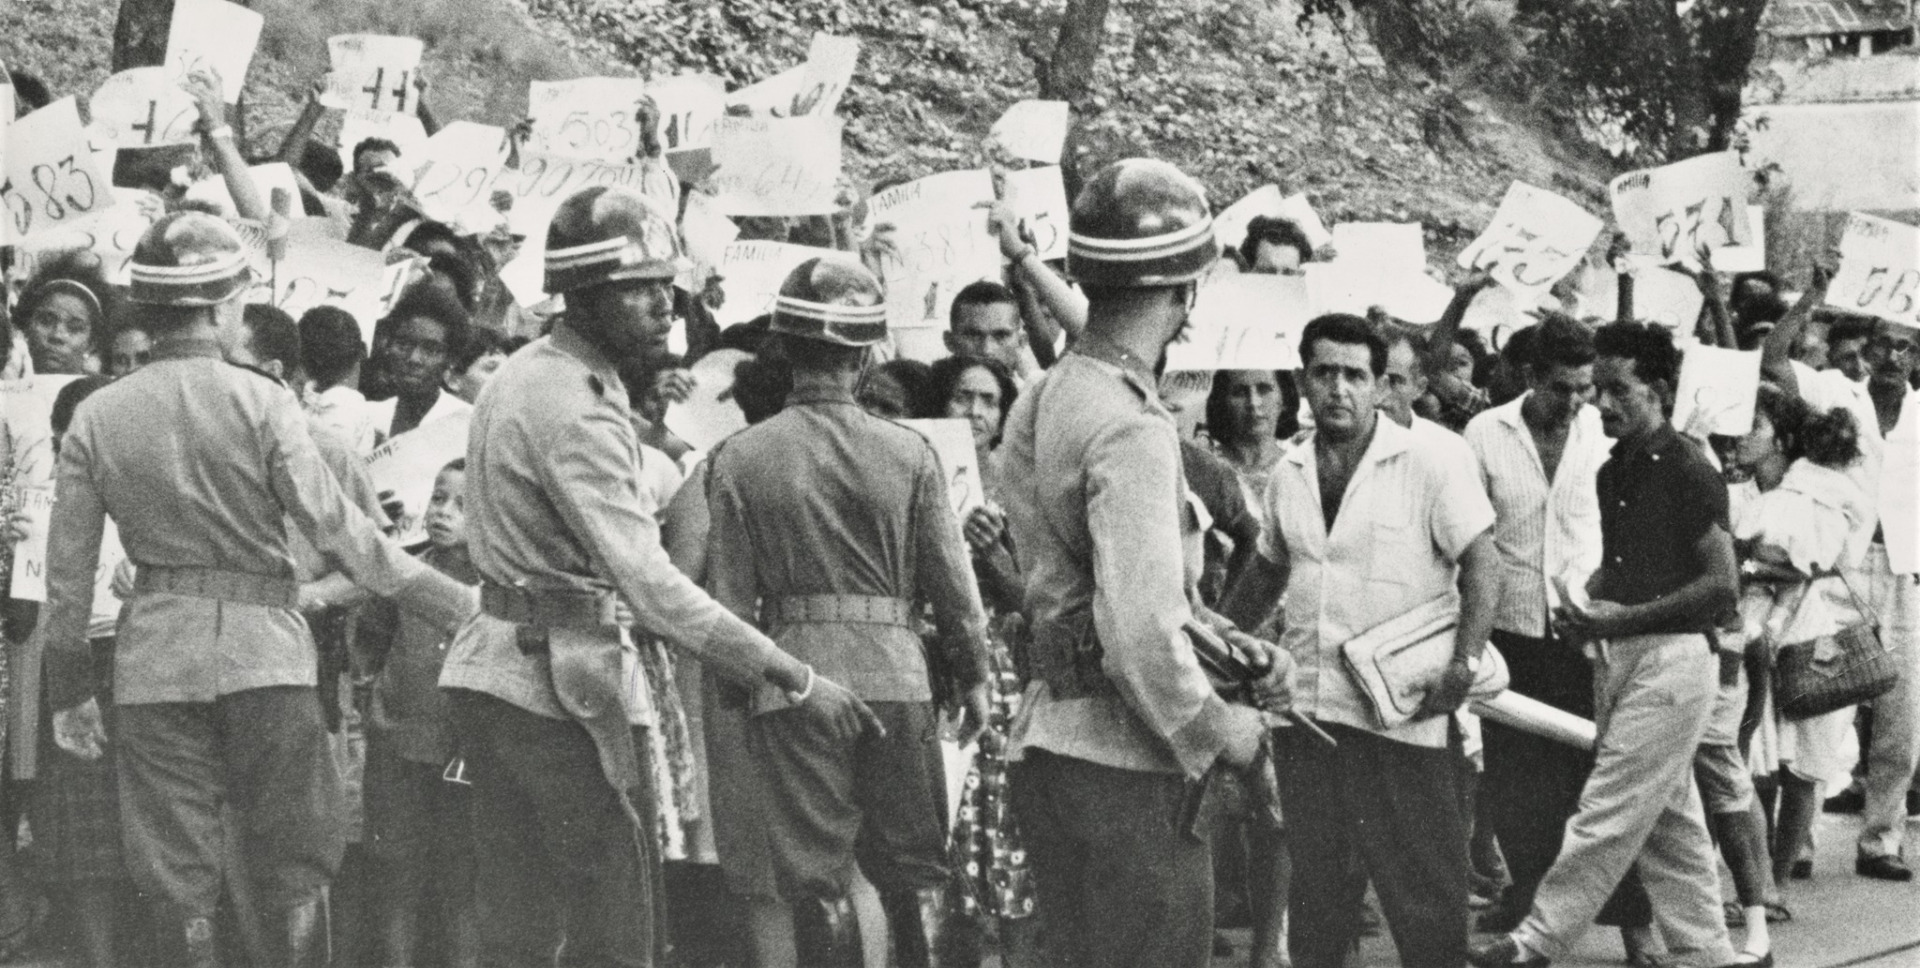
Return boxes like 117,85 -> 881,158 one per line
1655,0 -> 1713,158
1038,0 -> 1111,198
112,0 -> 174,72
1695,0 -> 1771,151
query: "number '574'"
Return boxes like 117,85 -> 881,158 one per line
1,155 -> 100,238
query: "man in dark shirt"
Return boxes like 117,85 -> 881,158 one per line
1472,322 -> 1741,968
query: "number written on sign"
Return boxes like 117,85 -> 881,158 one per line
1465,224 -> 1575,290
552,110 -> 640,158
508,155 -> 646,200
412,160 -> 498,212
358,68 -> 412,114
1653,196 -> 1742,263
0,156 -> 99,238
1852,268 -> 1920,318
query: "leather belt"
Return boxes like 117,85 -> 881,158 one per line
134,565 -> 299,610
761,594 -> 913,628
480,582 -> 621,630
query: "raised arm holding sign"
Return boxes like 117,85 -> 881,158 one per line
1827,212 -> 1920,329
1456,181 -> 1603,307
324,35 -> 426,115
997,165 -> 1071,262
1609,151 -> 1752,266
164,0 -> 263,104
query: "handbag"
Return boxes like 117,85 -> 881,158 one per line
1339,595 -> 1509,731
1774,568 -> 1894,720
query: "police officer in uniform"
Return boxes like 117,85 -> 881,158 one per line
437,186 -> 879,968
703,257 -> 992,967
41,212 -> 477,968
995,159 -> 1295,968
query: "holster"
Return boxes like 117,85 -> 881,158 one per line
548,626 -> 643,799
1027,610 -> 1114,700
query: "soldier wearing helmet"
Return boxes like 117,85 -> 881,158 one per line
995,159 -> 1295,968
439,187 -> 881,967
40,211 -> 477,968
701,257 -> 991,968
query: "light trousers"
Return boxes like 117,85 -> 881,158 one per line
1858,543 -> 1920,860
1515,634 -> 1736,966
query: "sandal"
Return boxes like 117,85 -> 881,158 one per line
1764,901 -> 1792,923
1723,901 -> 1745,927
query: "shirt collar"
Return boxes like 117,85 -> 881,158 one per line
1284,410 -> 1409,468
150,337 -> 224,362
1611,421 -> 1685,463
1072,335 -> 1158,385
788,384 -> 859,407
1491,392 -> 1531,430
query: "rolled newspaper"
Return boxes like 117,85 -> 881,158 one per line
1471,691 -> 1597,751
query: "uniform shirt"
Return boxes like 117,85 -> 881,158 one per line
1594,423 -> 1729,629
1464,395 -> 1608,638
704,384 -> 988,703
40,338 -> 472,712
288,421 -> 388,581
441,326 -> 788,720
997,342 -> 1241,779
1257,414 -> 1495,748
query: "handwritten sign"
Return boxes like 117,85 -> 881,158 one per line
1827,212 -> 1920,329
1881,394 -> 1920,574
324,35 -> 425,114
91,68 -> 199,148
13,187 -> 162,285
726,64 -> 807,117
664,349 -> 750,453
1610,151 -> 1751,265
1165,272 -> 1309,372
247,218 -> 395,345
1631,264 -> 1708,332
711,240 -> 839,328
648,73 -> 726,153
1,374 -> 81,599
898,419 -> 985,520
165,0 -> 263,104
870,170 -> 1000,328
2,98 -> 115,244
1214,185 -> 1332,257
1712,205 -> 1767,274
707,115 -> 843,216
726,34 -> 859,119
501,152 -> 659,238
1457,182 -> 1603,306
679,190 -> 739,289
184,162 -> 300,219
7,488 -> 54,602
528,77 -> 649,162
335,109 -> 429,174
989,100 -> 1070,164
999,165 -> 1070,261
367,411 -> 471,546
406,121 -> 510,224
1672,345 -> 1761,436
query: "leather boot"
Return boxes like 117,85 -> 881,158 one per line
182,916 -> 222,968
792,894 -> 863,968
284,897 -> 328,968
886,887 -> 981,968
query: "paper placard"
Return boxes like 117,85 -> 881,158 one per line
649,73 -> 726,153
726,64 -> 807,117
1305,261 -> 1453,325
500,152 -> 661,238
1166,272 -> 1310,372
1214,185 -> 1333,258
1711,205 -> 1767,274
2,374 -> 82,599
1609,151 -> 1751,265
366,411 -> 472,545
247,218 -> 396,346
324,35 -> 426,115
1881,394 -> 1920,574
898,419 -> 985,520
184,162 -> 301,219
335,109 -> 429,175
7,488 -> 55,602
999,165 -> 1070,261
989,100 -> 1070,164
1671,345 -> 1762,436
165,0 -> 263,104
406,121 -> 510,224
90,68 -> 200,148
1632,265 -> 1708,332
528,77 -> 649,162
14,187 -> 162,285
793,33 -> 860,118
1331,222 -> 1426,277
871,170 -> 999,328
679,191 -> 739,288
1826,212 -> 1920,329
712,241 -> 841,328
1457,182 -> 1604,306
2,99 -> 116,244
663,349 -> 751,453
707,115 -> 843,216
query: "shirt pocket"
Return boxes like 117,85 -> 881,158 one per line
1367,498 -> 1416,589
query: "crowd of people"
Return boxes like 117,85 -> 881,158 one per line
0,33 -> 1917,968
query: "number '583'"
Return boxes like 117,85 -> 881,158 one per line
1,155 -> 99,237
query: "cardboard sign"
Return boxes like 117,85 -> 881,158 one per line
1609,151 -> 1751,265
898,419 -> 985,520
1712,205 -> 1767,274
1166,272 -> 1310,372
649,73 -> 726,153
406,121 -> 510,224
184,162 -> 301,219
2,374 -> 82,600
663,349 -> 751,453
989,100 -> 1070,164
367,411 -> 471,546
7,487 -> 54,603
1457,182 -> 1604,306
1215,185 -> 1332,257
495,248 -> 547,309
1331,222 -> 1426,277
13,187 -> 162,285
1881,393 -> 1920,574
335,109 -> 429,174
726,64 -> 808,117
999,165 -> 1070,261
324,35 -> 426,115
91,68 -> 200,148
1827,212 -> 1920,329
707,115 -> 843,216
1631,265 -> 1707,332
726,34 -> 859,119
247,218 -> 396,345
165,0 -> 263,104
528,77 -> 650,162
711,241 -> 839,328
679,190 -> 739,288
500,152 -> 660,237
870,170 -> 1000,328
2,99 -> 116,244
1671,345 -> 1761,436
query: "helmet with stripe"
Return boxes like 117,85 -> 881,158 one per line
769,257 -> 888,347
1067,158 -> 1215,289
127,212 -> 257,305
544,186 -> 685,294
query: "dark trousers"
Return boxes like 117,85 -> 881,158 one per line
114,687 -> 345,923
1275,721 -> 1467,968
364,737 -> 477,966
1481,631 -> 1651,928
1009,750 -> 1214,968
450,690 -> 665,968
746,700 -> 948,900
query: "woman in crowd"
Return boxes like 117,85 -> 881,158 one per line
857,358 -> 935,422
16,255 -> 112,376
1204,370 -> 1300,522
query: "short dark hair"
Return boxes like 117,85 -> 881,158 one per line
861,358 -> 936,417
1299,313 -> 1387,376
1828,315 -> 1877,348
1375,322 -> 1430,379
242,303 -> 303,377
351,137 -> 402,169
50,376 -> 113,439
452,326 -> 517,375
926,354 -> 1019,425
1239,216 -> 1312,269
299,306 -> 367,389
1752,383 -> 1861,470
733,353 -> 793,425
1594,320 -> 1681,392
382,284 -> 472,352
300,141 -> 346,196
1528,313 -> 1597,373
775,332 -> 866,373
949,280 -> 1018,329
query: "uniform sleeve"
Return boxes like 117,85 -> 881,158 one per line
911,444 -> 990,692
541,404 -> 785,686
41,419 -> 108,712
1086,415 -> 1237,778
1427,436 -> 1497,561
263,394 -> 472,630
701,449 -> 759,626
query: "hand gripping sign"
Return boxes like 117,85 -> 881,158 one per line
1457,182 -> 1603,307
1609,151 -> 1752,266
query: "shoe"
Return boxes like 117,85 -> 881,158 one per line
1722,901 -> 1744,927
1713,952 -> 1773,968
1476,905 -> 1525,934
1823,787 -> 1864,813
1468,935 -> 1550,968
1855,853 -> 1914,882
1789,858 -> 1813,880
